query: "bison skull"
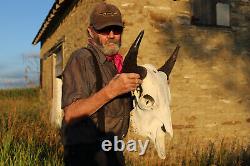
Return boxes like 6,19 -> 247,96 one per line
122,30 -> 180,159
130,64 -> 173,159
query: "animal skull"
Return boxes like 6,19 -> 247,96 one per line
122,30 -> 180,159
131,64 -> 173,159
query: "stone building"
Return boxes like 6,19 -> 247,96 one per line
33,0 -> 250,132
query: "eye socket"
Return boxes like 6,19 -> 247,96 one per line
142,94 -> 155,107
161,124 -> 166,133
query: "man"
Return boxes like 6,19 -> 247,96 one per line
61,2 -> 142,166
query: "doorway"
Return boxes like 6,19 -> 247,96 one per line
51,45 -> 63,128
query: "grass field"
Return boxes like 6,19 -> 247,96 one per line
0,88 -> 249,166
0,88 -> 63,165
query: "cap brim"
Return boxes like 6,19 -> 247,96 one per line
94,21 -> 124,30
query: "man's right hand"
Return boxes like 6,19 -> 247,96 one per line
64,73 -> 142,123
105,73 -> 142,99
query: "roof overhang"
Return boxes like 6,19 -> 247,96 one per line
32,0 -> 67,45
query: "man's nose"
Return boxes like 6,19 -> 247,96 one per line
108,30 -> 115,38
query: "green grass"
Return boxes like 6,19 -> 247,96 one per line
0,131 -> 62,166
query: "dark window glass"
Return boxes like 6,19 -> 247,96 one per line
191,0 -> 230,27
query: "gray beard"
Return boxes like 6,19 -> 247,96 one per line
101,42 -> 120,56
93,37 -> 121,56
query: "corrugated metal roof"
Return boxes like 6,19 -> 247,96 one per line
32,0 -> 67,45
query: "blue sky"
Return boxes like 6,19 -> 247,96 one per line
0,1 -> 54,89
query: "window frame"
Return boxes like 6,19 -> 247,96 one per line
191,0 -> 231,28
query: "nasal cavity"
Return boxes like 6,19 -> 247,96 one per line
161,124 -> 166,133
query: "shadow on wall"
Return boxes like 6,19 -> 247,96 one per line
148,10 -> 250,111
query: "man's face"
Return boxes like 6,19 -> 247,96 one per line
92,26 -> 123,56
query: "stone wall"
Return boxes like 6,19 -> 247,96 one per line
231,0 -> 250,53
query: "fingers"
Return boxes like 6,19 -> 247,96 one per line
110,73 -> 143,96
125,78 -> 142,85
114,73 -> 142,84
121,73 -> 142,84
126,83 -> 138,91
126,73 -> 141,79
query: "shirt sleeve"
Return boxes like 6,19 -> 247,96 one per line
61,49 -> 92,109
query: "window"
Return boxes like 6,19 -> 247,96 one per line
216,2 -> 230,26
191,0 -> 230,27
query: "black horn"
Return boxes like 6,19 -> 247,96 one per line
122,30 -> 147,79
158,44 -> 180,80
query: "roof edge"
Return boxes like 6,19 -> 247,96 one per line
32,0 -> 67,45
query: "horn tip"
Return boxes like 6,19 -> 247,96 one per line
139,30 -> 144,36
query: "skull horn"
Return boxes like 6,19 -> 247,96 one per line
158,44 -> 180,80
122,30 -> 147,79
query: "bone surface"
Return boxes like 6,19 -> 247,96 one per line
130,64 -> 173,159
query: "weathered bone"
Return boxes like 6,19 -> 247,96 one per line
122,30 -> 147,79
123,30 -> 179,159
158,44 -> 180,79
131,64 -> 173,159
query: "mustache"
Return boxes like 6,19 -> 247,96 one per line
106,39 -> 120,45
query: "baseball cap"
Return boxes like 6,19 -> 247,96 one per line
90,2 -> 124,30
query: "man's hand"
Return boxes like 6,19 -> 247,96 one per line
64,73 -> 142,123
105,73 -> 142,98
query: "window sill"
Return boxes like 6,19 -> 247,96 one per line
191,24 -> 233,32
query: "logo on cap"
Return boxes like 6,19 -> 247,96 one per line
99,12 -> 118,16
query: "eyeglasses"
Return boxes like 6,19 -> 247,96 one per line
94,26 -> 123,35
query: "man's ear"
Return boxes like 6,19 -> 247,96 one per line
87,27 -> 94,38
